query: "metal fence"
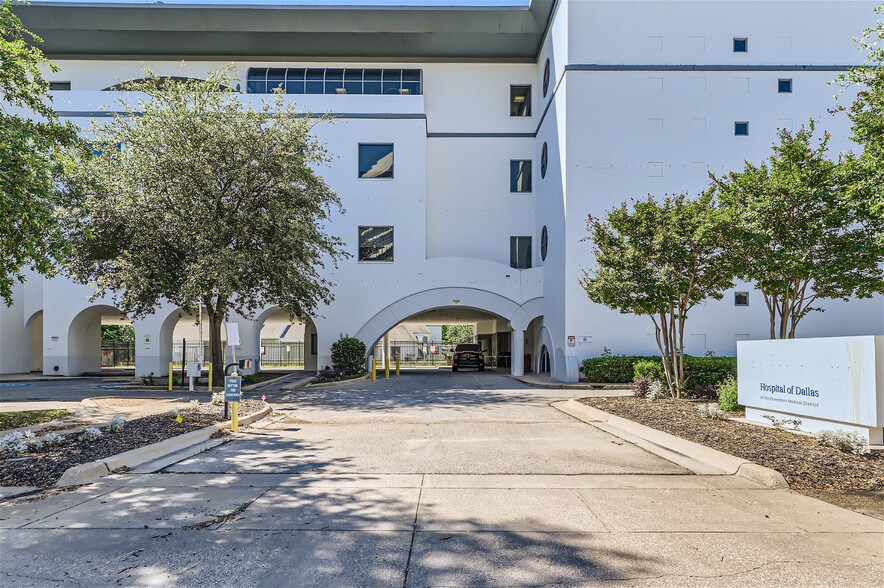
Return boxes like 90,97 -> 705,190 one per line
101,341 -> 135,367
260,340 -> 305,367
371,340 -> 478,367
171,341 -> 212,368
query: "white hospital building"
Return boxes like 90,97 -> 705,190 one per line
1,0 -> 882,383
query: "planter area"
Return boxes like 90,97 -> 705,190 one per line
579,396 -> 884,519
0,400 -> 264,488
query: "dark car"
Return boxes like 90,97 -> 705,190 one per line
452,343 -> 485,372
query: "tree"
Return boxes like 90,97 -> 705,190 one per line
709,122 -> 883,339
101,325 -> 135,343
0,0 -> 79,305
441,324 -> 474,344
834,5 -> 884,228
59,67 -> 347,382
580,194 -> 733,397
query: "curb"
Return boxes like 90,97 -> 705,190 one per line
305,374 -> 371,389
243,372 -> 303,391
552,399 -> 788,488
54,404 -> 272,487
515,376 -> 629,391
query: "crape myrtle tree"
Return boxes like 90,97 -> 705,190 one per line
581,194 -> 733,397
59,67 -> 347,383
709,122 -> 884,339
0,0 -> 79,305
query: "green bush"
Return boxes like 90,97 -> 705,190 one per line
717,376 -> 742,412
633,359 -> 665,382
331,334 -> 366,376
580,356 -> 647,383
684,356 -> 737,389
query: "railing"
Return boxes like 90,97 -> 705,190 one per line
371,340 -> 479,367
260,341 -> 305,367
101,341 -> 135,367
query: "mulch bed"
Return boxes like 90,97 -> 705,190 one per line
579,397 -> 884,516
0,400 -> 264,488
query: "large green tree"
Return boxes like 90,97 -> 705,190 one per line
59,68 -> 347,381
0,0 -> 78,305
709,122 -> 883,339
441,324 -> 474,344
581,194 -> 733,397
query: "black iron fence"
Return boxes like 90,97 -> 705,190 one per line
371,340 -> 479,367
260,341 -> 305,367
101,341 -> 135,367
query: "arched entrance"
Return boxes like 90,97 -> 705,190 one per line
67,305 -> 132,375
253,307 -> 318,372
25,311 -> 43,373
539,345 -> 551,374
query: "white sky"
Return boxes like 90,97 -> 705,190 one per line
30,1 -> 531,6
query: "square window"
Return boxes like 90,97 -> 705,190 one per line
510,85 -> 531,117
510,160 -> 532,192
734,121 -> 749,136
358,226 -> 394,262
510,236 -> 532,269
49,81 -> 71,91
733,38 -> 748,52
358,144 -> 394,178
778,78 -> 793,93
735,292 -> 749,306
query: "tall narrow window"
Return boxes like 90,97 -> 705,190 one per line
510,237 -> 532,269
310,333 -> 318,355
540,142 -> 549,179
542,59 -> 551,97
733,37 -> 748,52
359,144 -> 394,178
540,226 -> 549,261
510,85 -> 532,116
510,160 -> 532,193
359,227 -> 394,262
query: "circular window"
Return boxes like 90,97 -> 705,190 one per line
540,225 -> 549,261
542,58 -> 551,97
540,142 -> 548,179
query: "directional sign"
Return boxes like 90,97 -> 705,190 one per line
224,376 -> 242,402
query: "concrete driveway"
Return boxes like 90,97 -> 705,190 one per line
1,371 -> 882,586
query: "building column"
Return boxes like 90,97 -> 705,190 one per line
510,329 -> 525,377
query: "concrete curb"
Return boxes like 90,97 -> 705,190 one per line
306,374 -> 371,389
515,376 -> 629,391
54,404 -> 272,487
243,372 -> 302,391
553,399 -> 789,488
80,397 -> 178,408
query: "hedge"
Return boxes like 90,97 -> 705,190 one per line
580,355 -> 737,391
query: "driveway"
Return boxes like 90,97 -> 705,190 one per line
1,371 -> 882,586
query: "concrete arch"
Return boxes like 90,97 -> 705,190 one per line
250,306 -> 318,372
67,304 -> 129,376
25,310 -> 44,373
536,324 -> 556,375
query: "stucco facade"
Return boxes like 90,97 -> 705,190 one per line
1,0 -> 882,382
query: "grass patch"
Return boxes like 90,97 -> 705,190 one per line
0,409 -> 72,431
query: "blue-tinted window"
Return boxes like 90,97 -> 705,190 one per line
510,236 -> 532,269
359,226 -> 394,262
359,144 -> 394,179
735,122 -> 749,136
510,160 -> 532,193
246,67 -> 421,95
49,81 -> 71,91
733,38 -> 748,52
778,78 -> 792,93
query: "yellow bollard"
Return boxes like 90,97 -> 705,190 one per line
231,402 -> 238,432
168,362 -> 173,391
207,365 -> 212,392
385,357 -> 390,379
371,359 -> 377,381
395,357 -> 400,376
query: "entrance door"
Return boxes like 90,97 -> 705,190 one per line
539,345 -> 550,374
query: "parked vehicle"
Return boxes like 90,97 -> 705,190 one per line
451,343 -> 485,372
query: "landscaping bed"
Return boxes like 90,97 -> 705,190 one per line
0,400 -> 264,488
579,396 -> 884,518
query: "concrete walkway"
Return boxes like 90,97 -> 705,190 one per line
1,371 -> 881,586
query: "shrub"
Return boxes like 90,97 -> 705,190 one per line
331,334 -> 366,376
0,431 -> 28,456
168,408 -> 180,418
211,392 -> 224,405
140,372 -> 155,386
42,432 -> 66,446
816,429 -> 869,455
632,376 -> 652,398
683,356 -> 737,390
21,430 -> 43,451
763,415 -> 802,430
647,380 -> 668,401
698,402 -> 726,420
108,416 -> 125,432
242,374 -> 257,385
581,356 -> 648,383
81,426 -> 103,441
633,359 -> 665,382
717,377 -> 742,412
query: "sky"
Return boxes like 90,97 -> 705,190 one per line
30,0 -> 531,6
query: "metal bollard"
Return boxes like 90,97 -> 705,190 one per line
371,359 -> 377,381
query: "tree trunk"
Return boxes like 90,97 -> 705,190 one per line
207,310 -> 225,385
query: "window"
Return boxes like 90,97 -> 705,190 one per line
358,226 -> 394,262
543,58 -> 551,97
778,78 -> 793,93
510,236 -> 532,269
310,333 -> 318,355
735,292 -> 749,306
511,85 -> 531,116
540,142 -> 548,179
49,81 -> 71,91
510,160 -> 532,193
359,144 -> 394,179
734,121 -> 749,136
733,37 -> 748,52
246,68 -> 422,95
540,226 -> 549,261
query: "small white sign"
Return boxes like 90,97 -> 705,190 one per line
577,336 -> 592,348
738,336 -> 883,428
567,336 -> 576,348
144,334 -> 151,345
225,322 -> 241,347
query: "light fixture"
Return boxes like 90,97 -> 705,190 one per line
513,96 -> 526,102
336,88 -> 347,94
452,299 -> 461,304
399,88 -> 410,95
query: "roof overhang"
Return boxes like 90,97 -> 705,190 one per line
14,1 -> 556,62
